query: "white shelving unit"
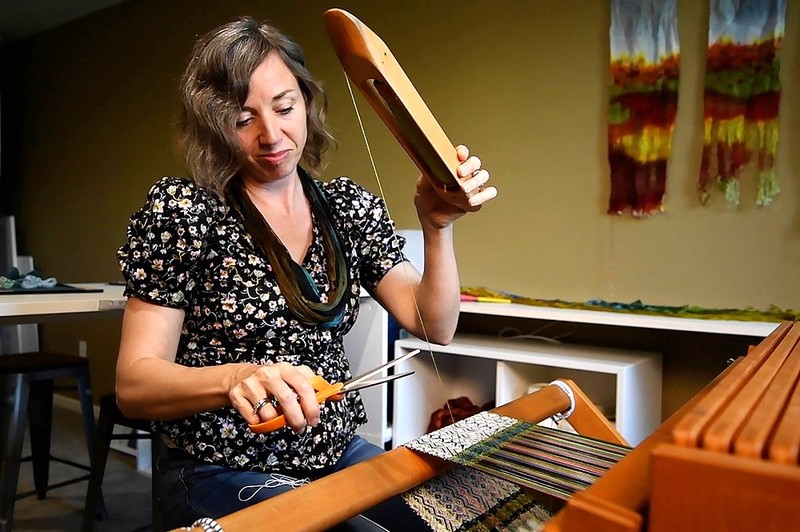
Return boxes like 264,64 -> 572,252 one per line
392,334 -> 662,447
343,294 -> 391,447
341,229 -> 423,447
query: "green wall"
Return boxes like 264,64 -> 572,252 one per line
1,0 -> 798,400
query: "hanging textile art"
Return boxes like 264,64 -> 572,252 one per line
699,0 -> 786,207
607,0 -> 679,217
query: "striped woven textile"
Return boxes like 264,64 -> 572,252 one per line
700,0 -> 786,207
402,412 -> 629,530
607,0 -> 679,217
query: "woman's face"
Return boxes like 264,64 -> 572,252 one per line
236,52 -> 308,183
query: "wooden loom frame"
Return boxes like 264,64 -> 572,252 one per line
182,379 -> 625,531
182,322 -> 800,531
545,320 -> 800,532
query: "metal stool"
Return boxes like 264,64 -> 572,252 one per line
0,352 -> 98,532
82,393 -> 163,532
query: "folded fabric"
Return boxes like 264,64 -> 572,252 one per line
19,275 -> 58,289
0,268 -> 58,290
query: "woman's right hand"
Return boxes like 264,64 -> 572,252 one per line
228,362 -> 321,433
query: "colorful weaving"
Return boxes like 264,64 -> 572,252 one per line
607,0 -> 679,217
700,0 -> 786,207
403,466 -> 553,532
405,411 -> 519,461
407,414 -> 629,500
461,286 -> 800,323
403,413 -> 555,530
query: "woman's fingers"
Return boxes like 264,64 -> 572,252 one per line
463,168 -> 498,207
455,144 -> 470,163
230,363 -> 321,432
455,150 -> 497,207
274,369 -> 320,432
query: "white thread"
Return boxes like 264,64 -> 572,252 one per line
499,328 -> 563,345
238,473 -> 309,502
548,380 -> 576,422
498,322 -> 576,344
342,74 -> 453,424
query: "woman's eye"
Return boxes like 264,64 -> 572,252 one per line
236,116 -> 254,128
277,106 -> 294,116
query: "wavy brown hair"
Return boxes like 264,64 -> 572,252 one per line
177,16 -> 335,198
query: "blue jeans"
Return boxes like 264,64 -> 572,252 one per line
157,436 -> 424,530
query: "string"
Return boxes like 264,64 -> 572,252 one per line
238,473 -> 309,502
342,73 -> 455,426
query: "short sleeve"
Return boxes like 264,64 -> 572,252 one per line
117,177 -> 223,309
324,177 -> 407,293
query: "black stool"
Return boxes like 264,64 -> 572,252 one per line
82,393 -> 164,532
0,352 -> 98,532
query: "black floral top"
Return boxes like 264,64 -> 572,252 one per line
117,175 -> 405,472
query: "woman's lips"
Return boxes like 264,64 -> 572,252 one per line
257,150 -> 291,165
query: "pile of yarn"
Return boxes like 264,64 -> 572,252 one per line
0,268 -> 57,290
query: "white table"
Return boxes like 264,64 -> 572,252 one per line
0,283 -> 128,529
0,283 -> 126,325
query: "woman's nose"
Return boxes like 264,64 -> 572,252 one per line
257,117 -> 281,145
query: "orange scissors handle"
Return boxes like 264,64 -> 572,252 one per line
248,375 -> 345,434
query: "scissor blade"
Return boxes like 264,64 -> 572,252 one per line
346,348 -> 421,388
342,370 -> 415,393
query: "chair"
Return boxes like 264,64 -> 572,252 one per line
0,352 -> 98,532
82,393 -> 164,532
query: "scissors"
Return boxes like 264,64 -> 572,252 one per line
248,349 -> 420,433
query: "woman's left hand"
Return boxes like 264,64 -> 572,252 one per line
414,144 -> 497,229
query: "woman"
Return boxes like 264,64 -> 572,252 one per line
116,15 -> 495,530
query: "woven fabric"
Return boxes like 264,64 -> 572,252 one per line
607,0 -> 679,217
402,466 -> 552,532
404,411 -> 518,461
699,0 -> 786,207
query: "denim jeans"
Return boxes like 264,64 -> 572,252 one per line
157,436 -> 426,530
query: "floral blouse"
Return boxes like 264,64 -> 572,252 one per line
117,175 -> 406,472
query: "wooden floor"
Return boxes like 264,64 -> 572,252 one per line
12,400 -> 153,532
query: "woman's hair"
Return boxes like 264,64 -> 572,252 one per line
177,16 -> 335,197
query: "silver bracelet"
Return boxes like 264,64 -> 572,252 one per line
184,517 -> 223,532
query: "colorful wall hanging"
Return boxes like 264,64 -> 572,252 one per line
700,0 -> 786,207
607,0 -> 679,217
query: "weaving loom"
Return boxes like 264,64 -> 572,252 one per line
172,4 -> 795,526
546,320 -> 800,532
182,379 -> 626,531
180,321 -> 799,531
